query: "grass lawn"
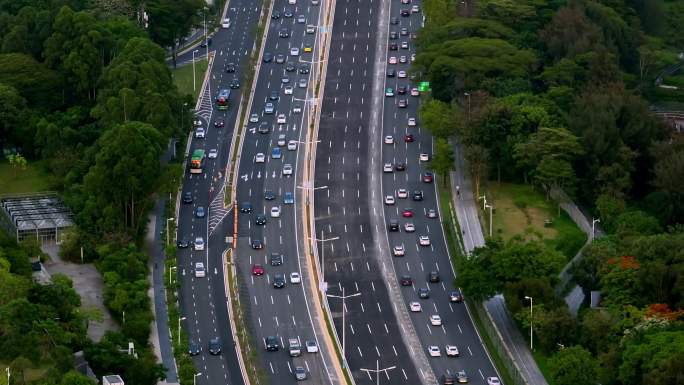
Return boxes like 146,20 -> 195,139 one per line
484,183 -> 586,260
0,161 -> 50,195
0,361 -> 49,383
171,58 -> 208,100
532,350 -> 557,385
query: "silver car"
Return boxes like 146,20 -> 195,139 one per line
283,164 -> 293,175
264,102 -> 274,114
298,78 -> 308,88
294,366 -> 307,380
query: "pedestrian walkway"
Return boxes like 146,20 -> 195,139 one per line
450,139 -> 548,385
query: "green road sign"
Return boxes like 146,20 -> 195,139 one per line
418,81 -> 430,92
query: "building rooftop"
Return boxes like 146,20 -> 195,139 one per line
1,192 -> 72,231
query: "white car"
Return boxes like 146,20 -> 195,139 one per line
384,195 -> 395,205
446,345 -> 460,357
388,56 -> 397,64
221,18 -> 231,28
404,223 -> 415,232
194,237 -> 205,251
290,271 -> 301,284
194,127 -> 205,138
398,70 -> 407,78
306,340 -> 318,353
411,4 -> 420,12
306,24 -> 316,34
399,55 -> 407,63
411,88 -> 420,96
408,117 -> 416,126
293,105 -> 302,114
284,85 -> 294,95
383,163 -> 393,173
393,245 -> 405,256
250,113 -> 259,123
255,153 -> 266,163
277,114 -> 287,124
283,164 -> 293,175
428,346 -> 441,357
288,0 -> 296,3
195,262 -> 206,277
419,153 -> 430,162
384,135 -> 394,144
193,119 -> 202,127
208,149 -> 218,158
487,377 -> 501,385
409,302 -> 422,312
290,47 -> 300,56
277,134 -> 287,146
287,140 -> 298,151
270,206 -> 281,218
430,315 -> 442,326
397,189 -> 408,198
419,236 -> 431,246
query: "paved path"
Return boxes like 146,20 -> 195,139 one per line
450,140 -> 548,385
146,198 -> 179,385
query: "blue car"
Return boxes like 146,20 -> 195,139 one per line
271,147 -> 282,159
284,192 -> 294,204
195,206 -> 205,218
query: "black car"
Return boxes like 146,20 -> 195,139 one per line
412,190 -> 424,201
264,190 -> 276,200
214,119 -> 225,127
273,273 -> 286,288
419,288 -> 430,298
188,340 -> 201,356
251,239 -> 263,249
441,374 -> 456,385
299,64 -> 310,74
272,10 -> 281,19
429,271 -> 440,283
283,8 -> 293,17
269,90 -> 279,100
209,337 -> 221,355
390,17 -> 399,24
270,253 -> 283,266
387,69 -> 396,77
389,43 -> 398,50
395,163 -> 406,171
400,8 -> 410,16
255,214 -> 267,225
397,85 -> 407,94
263,52 -> 272,62
182,192 -> 193,203
388,220 -> 400,232
229,78 -> 240,89
285,62 -> 296,72
450,289 -> 464,303
400,275 -> 412,286
265,336 -> 279,351
177,237 -> 190,248
226,63 -> 236,73
258,121 -> 270,134
240,202 -> 253,213
279,28 -> 290,38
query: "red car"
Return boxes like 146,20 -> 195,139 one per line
402,208 -> 413,217
252,264 -> 265,276
404,134 -> 414,143
422,172 -> 434,183
214,120 -> 225,127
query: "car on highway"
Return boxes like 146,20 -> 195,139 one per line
419,235 -> 431,246
240,202 -> 252,213
255,214 -> 267,225
408,117 -> 416,126
284,192 -> 294,204
410,301 -> 422,312
401,8 -> 410,16
412,4 -> 421,12
397,189 -> 408,198
276,54 -> 286,64
286,62 -> 296,72
387,68 -> 396,77
270,206 -> 281,218
252,264 -> 265,276
183,192 -> 193,203
400,275 -> 412,286
294,366 -> 307,381
272,10 -> 281,18
420,153 -> 430,161
446,345 -> 460,357
263,52 -> 272,62
194,127 -> 205,138
293,104 -> 302,113
404,134 -> 414,143
391,16 -> 399,24
273,273 -> 286,288
264,102 -> 274,114
306,24 -> 316,33
398,99 -> 408,107
283,8 -> 293,17
450,289 -> 464,302
428,346 -> 441,357
393,245 -> 405,256
290,271 -> 301,284
430,314 -> 442,326
402,208 -> 413,217
214,119 -> 225,128
390,31 -> 398,39
265,336 -> 279,351
411,87 -> 420,96
397,85 -> 407,94
195,262 -> 206,278
306,340 -> 318,353
388,220 -> 400,231
389,42 -> 398,50
283,164 -> 293,175
269,90 -> 279,100
284,85 -> 294,94
277,114 -> 287,124
277,134 -> 287,146
194,237 -> 205,250
399,55 -> 407,63
290,47 -> 300,56
297,14 -> 306,23
258,122 -> 270,134
384,135 -> 394,144
288,140 -> 298,150
222,17 -> 231,28
264,190 -> 276,200
255,153 -> 266,163
249,113 -> 259,123
422,172 -> 434,183
389,56 -> 397,64
383,163 -> 394,173
385,195 -> 395,205
304,43 -> 313,52
457,370 -> 468,383
177,237 -> 190,248
441,374 -> 456,385
404,222 -> 415,232
188,340 -> 200,355
487,377 -> 501,385
270,253 -> 283,266
400,27 -> 409,36
279,28 -> 290,38
401,41 -> 409,49
395,162 -> 406,171
251,239 -> 263,249
209,337 -> 222,355
299,63 -> 310,74
281,75 -> 290,83
298,78 -> 308,88
419,287 -> 430,298
385,87 -> 394,97
413,190 -> 424,201
229,78 -> 240,89
195,206 -> 205,218
271,147 -> 282,159
427,209 -> 438,218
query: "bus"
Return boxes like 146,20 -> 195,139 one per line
190,149 -> 205,174
216,89 -> 230,110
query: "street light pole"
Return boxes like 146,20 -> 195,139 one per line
592,218 -> 600,240
524,296 -> 533,351
193,372 -> 202,385
478,195 -> 487,211
360,360 -> 396,385
169,266 -> 177,286
311,231 -> 339,291
6,367 -> 9,385
166,217 -> 175,245
485,204 -> 494,236
192,50 -> 199,91
326,287 -> 361,368
464,92 -> 471,122
178,316 -> 187,347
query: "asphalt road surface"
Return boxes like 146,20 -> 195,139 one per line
232,0 -> 336,384
175,2 -> 263,385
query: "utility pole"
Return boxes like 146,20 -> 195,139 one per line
525,296 -> 533,351
326,287 -> 361,368
310,230 -> 338,292
360,360 -> 396,385
485,204 -> 494,236
592,218 -> 601,240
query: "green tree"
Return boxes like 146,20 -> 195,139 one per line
7,153 -> 27,177
464,144 -> 488,198
145,0 -> 205,67
431,138 -> 454,179
619,330 -> 684,385
650,141 -> 684,225
60,371 -> 96,385
419,99 -> 457,138
0,84 -> 27,153
540,4 -> 601,61
549,346 -> 599,385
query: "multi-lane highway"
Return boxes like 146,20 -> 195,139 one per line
377,0 -> 501,383
313,0 -> 426,383
232,0 -> 336,384
175,2 -> 263,385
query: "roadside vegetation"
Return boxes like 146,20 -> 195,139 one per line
0,0 -> 219,383
417,0 -> 684,384
172,58 -> 209,101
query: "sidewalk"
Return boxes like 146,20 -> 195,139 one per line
145,197 -> 179,385
450,139 -> 548,385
